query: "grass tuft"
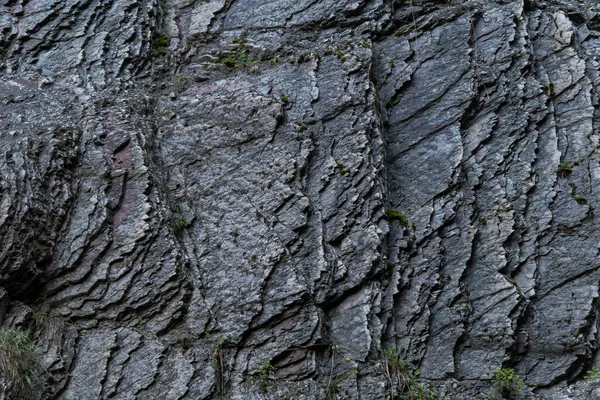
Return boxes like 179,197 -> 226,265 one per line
0,328 -> 43,399
387,210 -> 409,228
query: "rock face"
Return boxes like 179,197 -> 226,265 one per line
4,0 -> 600,398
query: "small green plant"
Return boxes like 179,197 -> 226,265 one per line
137,316 -> 147,326
381,347 -> 438,400
281,94 -> 290,104
387,210 -> 409,228
221,57 -> 241,68
0,329 -> 43,399
175,75 -> 187,86
257,358 -> 274,377
335,161 -> 349,175
205,331 -> 226,367
172,217 -> 187,235
296,121 -> 307,132
205,331 -> 227,395
33,310 -> 48,326
543,82 -> 556,97
218,38 -> 257,69
558,161 -> 574,177
257,359 -> 274,392
575,196 -> 588,205
297,52 -> 312,63
322,345 -> 362,399
155,34 -> 170,57
490,368 -> 525,399
325,344 -> 340,400
585,366 -> 600,381
327,377 -> 342,399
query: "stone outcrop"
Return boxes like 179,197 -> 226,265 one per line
2,0 -> 600,398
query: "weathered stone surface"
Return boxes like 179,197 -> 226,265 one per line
5,0 -> 600,399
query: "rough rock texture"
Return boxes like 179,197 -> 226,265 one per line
5,0 -> 600,398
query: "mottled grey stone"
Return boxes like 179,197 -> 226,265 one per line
4,0 -> 600,399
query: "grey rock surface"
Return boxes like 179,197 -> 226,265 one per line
3,0 -> 600,398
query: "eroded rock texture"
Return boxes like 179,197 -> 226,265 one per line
4,0 -> 600,398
